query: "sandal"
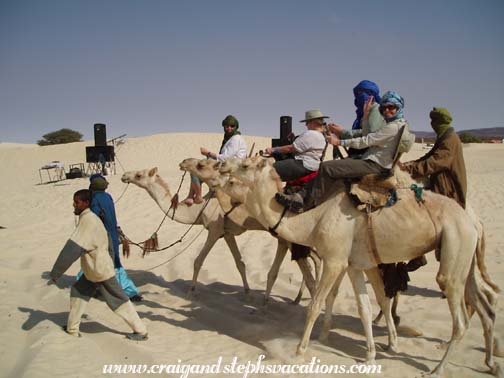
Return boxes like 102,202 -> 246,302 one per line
126,332 -> 148,341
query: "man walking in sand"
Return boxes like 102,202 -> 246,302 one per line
49,189 -> 147,340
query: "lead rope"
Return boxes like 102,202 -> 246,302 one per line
120,171 -> 212,256
169,171 -> 187,220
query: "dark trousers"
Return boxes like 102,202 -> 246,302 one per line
273,159 -> 313,182
307,158 -> 386,206
72,274 -> 129,311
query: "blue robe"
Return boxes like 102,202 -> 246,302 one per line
83,190 -> 139,298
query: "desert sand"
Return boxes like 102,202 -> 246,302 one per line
0,133 -> 502,378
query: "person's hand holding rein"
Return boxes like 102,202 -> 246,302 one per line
327,123 -> 343,137
326,134 -> 341,146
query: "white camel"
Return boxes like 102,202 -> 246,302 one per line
178,159 -> 322,304
179,157 -> 400,356
221,156 -> 500,377
121,167 -> 317,304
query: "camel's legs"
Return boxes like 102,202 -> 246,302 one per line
263,239 -> 289,305
222,233 -> 250,294
297,262 -> 347,357
430,237 -> 474,377
294,252 -> 322,305
319,268 -> 346,342
464,258 -> 500,374
365,267 -> 398,352
310,252 -> 322,284
292,279 -> 306,305
296,257 -> 317,299
430,282 -> 468,377
190,231 -> 222,294
347,267 -> 377,364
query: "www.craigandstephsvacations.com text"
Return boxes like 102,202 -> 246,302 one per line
103,355 -> 382,377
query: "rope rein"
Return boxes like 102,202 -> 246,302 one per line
119,170 -> 212,258
113,182 -> 130,205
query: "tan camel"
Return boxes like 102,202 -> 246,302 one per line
178,158 -> 321,305
221,156 -> 500,377
179,157 -> 400,356
121,167 -> 315,304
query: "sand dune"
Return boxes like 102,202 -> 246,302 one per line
0,134 -> 502,377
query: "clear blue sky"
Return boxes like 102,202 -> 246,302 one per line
1,0 -> 503,143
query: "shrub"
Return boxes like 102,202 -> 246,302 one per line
458,132 -> 481,143
37,128 -> 83,146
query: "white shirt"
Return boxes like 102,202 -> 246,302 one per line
292,129 -> 326,171
217,134 -> 247,161
72,209 -> 116,282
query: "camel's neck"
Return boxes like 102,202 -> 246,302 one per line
244,169 -> 325,245
146,175 -> 205,225
214,189 -> 235,214
214,187 -> 264,231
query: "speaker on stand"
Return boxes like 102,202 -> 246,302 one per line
94,123 -> 107,146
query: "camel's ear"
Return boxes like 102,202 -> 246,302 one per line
258,158 -> 270,169
148,167 -> 158,177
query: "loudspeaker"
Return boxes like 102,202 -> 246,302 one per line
94,123 -> 107,146
272,116 -> 294,148
86,146 -> 115,163
279,116 -> 292,141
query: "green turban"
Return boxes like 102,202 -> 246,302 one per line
222,115 -> 239,129
220,114 -> 241,152
430,107 -> 452,136
89,177 -> 108,191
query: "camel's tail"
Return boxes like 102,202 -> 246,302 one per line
476,229 -> 500,294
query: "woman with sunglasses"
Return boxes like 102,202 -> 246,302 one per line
183,115 -> 247,205
276,91 -> 409,213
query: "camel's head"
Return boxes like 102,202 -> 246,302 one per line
121,167 -> 158,189
222,176 -> 249,203
179,158 -> 222,182
223,156 -> 274,186
179,158 -> 227,189
219,158 -> 242,175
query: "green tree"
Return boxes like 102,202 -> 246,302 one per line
458,132 -> 481,143
37,128 -> 83,146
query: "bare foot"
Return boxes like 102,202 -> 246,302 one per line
193,197 -> 204,204
182,198 -> 194,205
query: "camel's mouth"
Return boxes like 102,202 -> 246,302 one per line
179,158 -> 197,172
121,174 -> 130,183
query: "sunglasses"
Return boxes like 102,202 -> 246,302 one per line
223,124 -> 236,129
380,104 -> 398,112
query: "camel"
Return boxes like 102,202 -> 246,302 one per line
179,157 -> 400,357
178,159 -> 322,304
121,167 -> 316,304
220,156 -> 500,377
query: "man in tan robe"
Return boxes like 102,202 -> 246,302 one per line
50,189 -> 147,340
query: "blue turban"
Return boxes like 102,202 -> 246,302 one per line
352,80 -> 381,130
381,91 -> 405,122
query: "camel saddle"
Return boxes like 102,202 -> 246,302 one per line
350,172 -> 399,211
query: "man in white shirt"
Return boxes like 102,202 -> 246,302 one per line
50,189 -> 147,340
265,109 -> 327,181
